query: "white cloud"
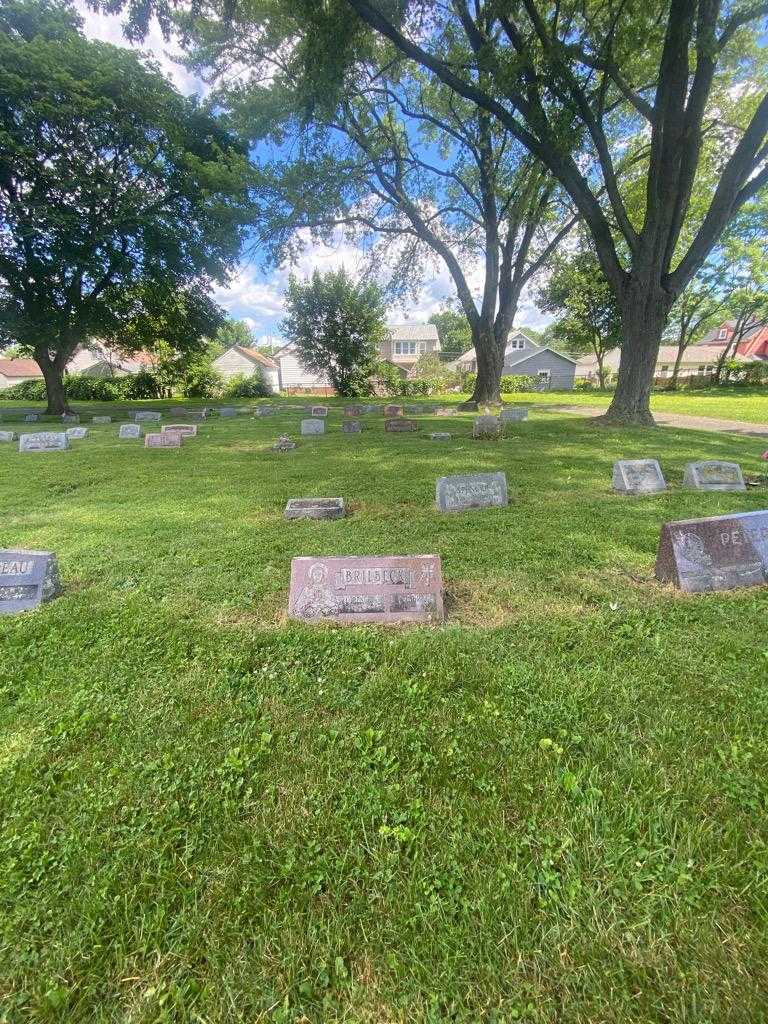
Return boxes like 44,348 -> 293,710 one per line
74,1 -> 205,96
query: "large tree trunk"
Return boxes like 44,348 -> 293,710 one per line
36,352 -> 71,415
463,324 -> 505,406
601,284 -> 673,426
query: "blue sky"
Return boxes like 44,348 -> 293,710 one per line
76,2 -> 550,345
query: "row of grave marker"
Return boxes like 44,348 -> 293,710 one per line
4,501 -> 767,618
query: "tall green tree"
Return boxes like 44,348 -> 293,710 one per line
664,275 -> 726,387
428,309 -> 473,362
282,268 -> 385,395
0,0 -> 250,413
214,319 -> 256,355
538,248 -> 622,390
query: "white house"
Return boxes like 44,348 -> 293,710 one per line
212,344 -> 280,392
0,358 -> 43,390
67,344 -> 153,377
272,342 -> 334,395
454,330 -> 578,390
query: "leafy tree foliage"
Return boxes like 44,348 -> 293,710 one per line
282,268 -> 386,395
0,0 -> 250,412
538,247 -> 622,390
429,309 -> 473,362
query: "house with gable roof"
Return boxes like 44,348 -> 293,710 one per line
453,329 -> 578,389
212,344 -> 280,392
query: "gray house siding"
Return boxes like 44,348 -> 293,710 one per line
505,349 -> 576,390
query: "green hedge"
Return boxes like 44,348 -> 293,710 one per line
463,373 -> 535,394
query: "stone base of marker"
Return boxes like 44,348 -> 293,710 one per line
301,418 -> 325,435
612,459 -> 667,494
656,510 -> 768,593
272,435 -> 297,451
66,427 -> 89,440
0,431 -> 16,443
430,432 -> 451,440
162,423 -> 198,438
473,415 -> 502,439
0,550 -> 60,614
436,471 -> 508,512
284,497 -> 346,521
19,432 -> 69,452
289,555 -> 443,624
683,460 -> 746,492
119,424 -> 141,440
385,418 -> 417,432
342,420 -> 362,433
145,432 -> 181,449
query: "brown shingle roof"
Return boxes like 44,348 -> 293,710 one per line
234,345 -> 278,369
0,358 -> 43,378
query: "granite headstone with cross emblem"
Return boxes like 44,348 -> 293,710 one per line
0,550 -> 61,614
289,555 -> 443,624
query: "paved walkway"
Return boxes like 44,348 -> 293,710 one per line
545,404 -> 768,438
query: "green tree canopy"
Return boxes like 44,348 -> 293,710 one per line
282,268 -> 386,395
428,309 -> 473,362
0,0 -> 252,412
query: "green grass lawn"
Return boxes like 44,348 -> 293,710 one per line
514,385 -> 768,424
2,400 -> 768,1022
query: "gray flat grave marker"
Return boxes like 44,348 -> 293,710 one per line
24,414 -> 39,423
430,432 -> 452,440
436,471 -> 509,512
501,407 -> 528,423
342,420 -> 362,433
134,411 -> 162,423
0,550 -> 60,615
61,414 -> 79,424
612,459 -> 667,495
145,431 -> 181,449
655,509 -> 768,593
384,404 -> 403,417
119,424 -> 141,440
162,423 -> 197,438
289,554 -> 443,625
385,418 -> 417,432
19,432 -> 69,453
0,431 -> 15,443
255,406 -> 276,417
473,415 -> 502,439
683,460 -> 746,492
92,416 -> 111,424
301,418 -> 325,435
219,407 -> 237,418
284,497 -> 346,521
435,406 -> 457,416
65,427 -> 88,440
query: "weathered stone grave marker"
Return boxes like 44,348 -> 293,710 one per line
134,411 -> 161,423
430,432 -> 452,441
61,414 -> 79,424
311,405 -> 329,417
19,432 -> 69,453
436,471 -> 508,512
301,418 -> 325,435
162,423 -> 197,438
0,550 -> 60,615
219,407 -> 236,418
284,497 -> 346,521
145,432 -> 181,449
0,431 -> 16,443
683,460 -> 746,492
289,555 -> 444,624
119,424 -> 141,440
65,427 -> 89,440
342,420 -> 362,433
612,459 -> 667,495
385,418 -> 417,432
92,416 -> 111,424
384,404 -> 403,417
344,405 -> 363,417
655,509 -> 768,593
24,414 -> 39,423
473,415 -> 502,439
501,407 -> 528,423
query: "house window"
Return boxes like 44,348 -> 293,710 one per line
718,328 -> 727,340
697,365 -> 706,374
393,340 -> 423,356
659,364 -> 670,376
508,335 -> 525,350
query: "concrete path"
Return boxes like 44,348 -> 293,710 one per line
545,404 -> 768,439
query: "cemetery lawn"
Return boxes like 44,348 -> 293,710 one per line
2,401 -> 768,1023
516,384 -> 768,424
